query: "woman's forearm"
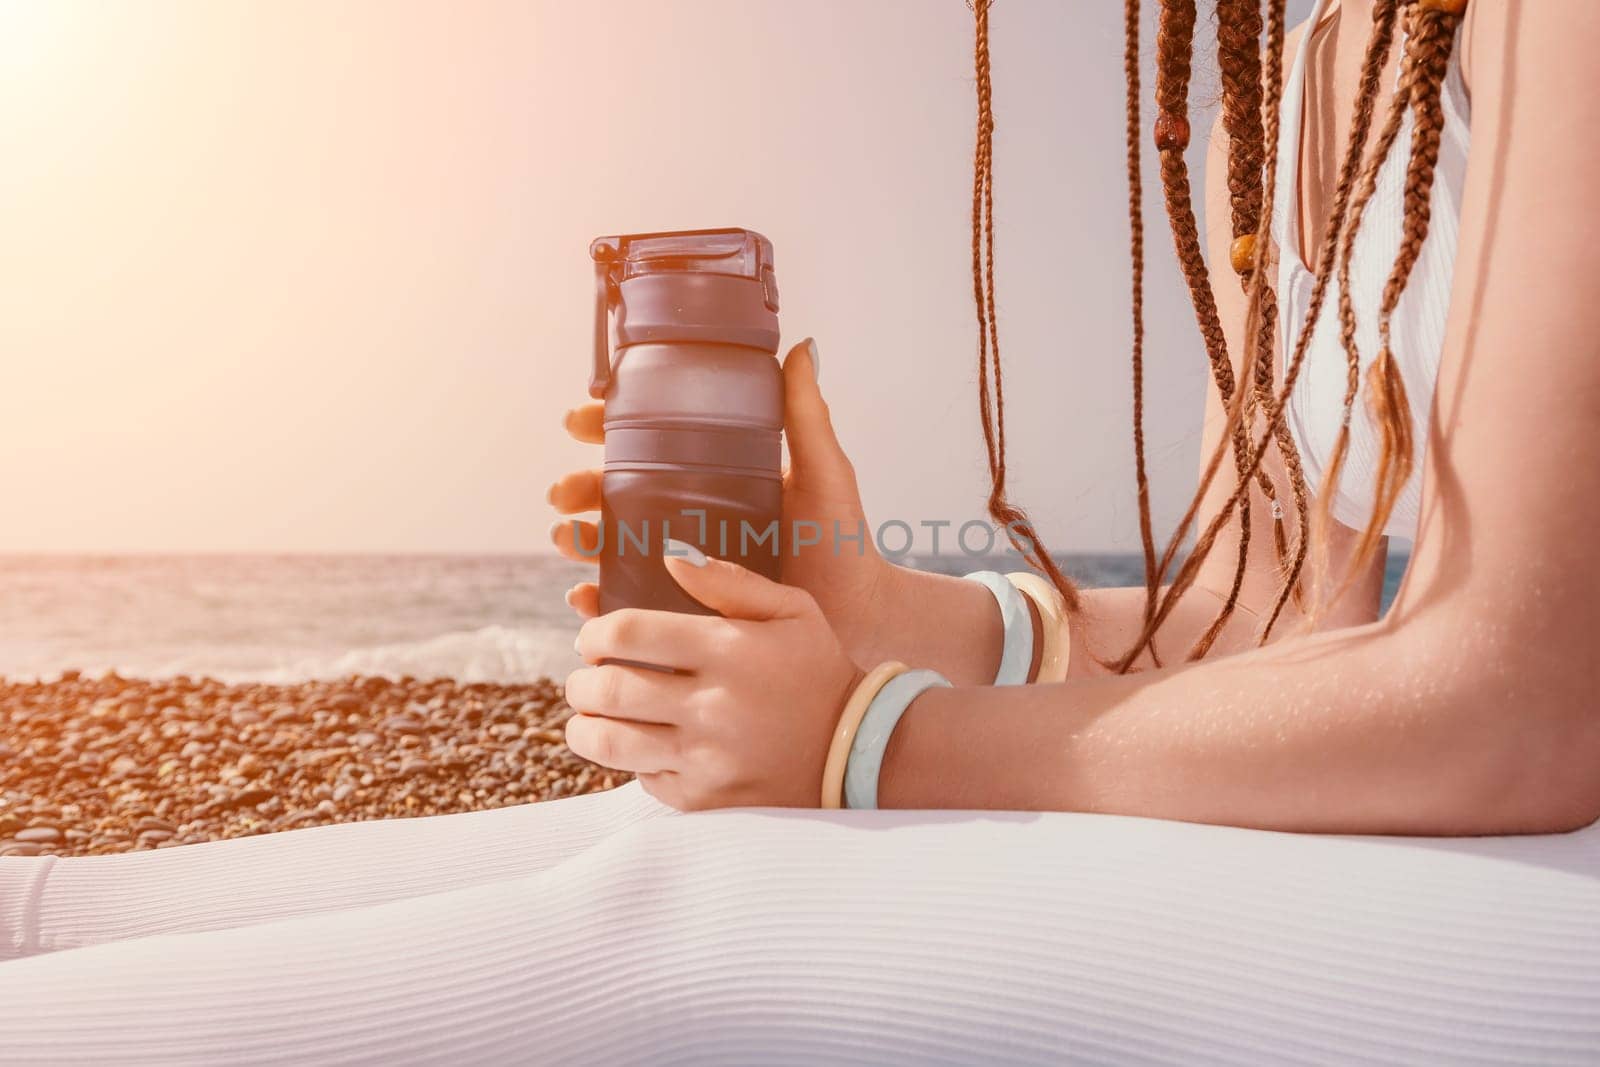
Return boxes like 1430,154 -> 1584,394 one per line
856,563 -> 1305,688
877,599 -> 1599,835
849,565 -> 1009,687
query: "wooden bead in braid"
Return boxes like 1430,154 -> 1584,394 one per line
969,0 -> 1084,614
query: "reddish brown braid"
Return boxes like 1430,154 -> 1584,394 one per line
1262,0 -> 1403,633
1112,0 -> 1291,671
1332,0 -> 1465,585
1150,0 -> 1262,660
1216,0 -> 1268,240
1230,0 -> 1306,636
969,0 -> 1466,670
969,0 -> 1084,614
1217,0 -> 1310,603
1123,0 -> 1163,660
1138,0 -> 1464,656
1241,0 -> 1300,590
1193,0 -> 1309,656
1328,4 -> 1415,582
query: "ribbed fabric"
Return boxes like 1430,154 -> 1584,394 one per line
1274,0 -> 1469,540
0,781 -> 670,960
1,783 -> 1596,1064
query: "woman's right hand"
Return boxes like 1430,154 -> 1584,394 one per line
547,338 -> 898,658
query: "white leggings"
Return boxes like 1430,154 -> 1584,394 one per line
2,784 -> 1597,1065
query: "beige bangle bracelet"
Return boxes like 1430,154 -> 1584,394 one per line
1005,572 -> 1071,683
820,661 -> 909,809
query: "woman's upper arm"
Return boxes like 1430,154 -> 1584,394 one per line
1399,0 -> 1600,729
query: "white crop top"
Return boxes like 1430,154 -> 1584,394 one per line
1272,0 -> 1471,539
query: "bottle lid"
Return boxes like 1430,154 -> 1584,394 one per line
589,228 -> 779,398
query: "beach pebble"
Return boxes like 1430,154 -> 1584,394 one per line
0,674 -> 624,857
228,787 -> 275,809
381,715 -> 426,736
15,826 -> 63,844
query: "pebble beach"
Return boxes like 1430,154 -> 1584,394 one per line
0,672 -> 624,858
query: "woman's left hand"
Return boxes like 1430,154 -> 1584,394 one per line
564,543 -> 864,810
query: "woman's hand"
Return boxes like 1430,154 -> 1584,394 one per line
548,337 -> 896,655
563,543 -> 863,810
549,335 -> 1010,685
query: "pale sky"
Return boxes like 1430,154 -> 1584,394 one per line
0,0 -> 1313,554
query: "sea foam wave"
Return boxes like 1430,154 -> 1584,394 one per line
252,625 -> 579,685
0,625 -> 581,687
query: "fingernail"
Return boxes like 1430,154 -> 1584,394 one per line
545,482 -> 558,506
573,635 -> 582,654
663,538 -> 707,566
805,337 -> 820,382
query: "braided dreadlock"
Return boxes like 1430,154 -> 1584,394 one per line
1334,0 -> 1465,582
969,0 -> 1084,615
1124,0 -> 1160,657
966,0 -> 1468,671
1217,0 -> 1310,611
1151,0 -> 1263,661
1267,0 -> 1402,631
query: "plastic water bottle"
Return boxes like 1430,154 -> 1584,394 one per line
587,228 -> 783,614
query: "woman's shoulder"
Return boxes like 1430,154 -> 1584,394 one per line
1458,0 -> 1524,99
1281,4 -> 1324,85
1283,16 -> 1309,70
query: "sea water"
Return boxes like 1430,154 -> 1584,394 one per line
0,553 -> 1409,683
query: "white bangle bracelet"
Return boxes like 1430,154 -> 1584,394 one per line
843,668 -> 951,810
963,570 -> 1033,686
821,662 -> 908,809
